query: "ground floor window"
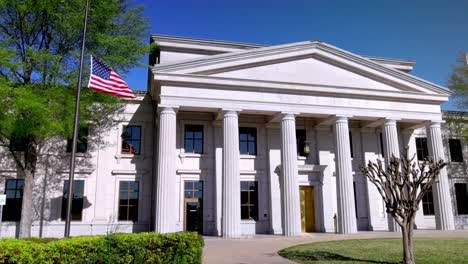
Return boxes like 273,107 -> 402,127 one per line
61,180 -> 84,221
118,181 -> 139,221
241,181 -> 258,220
421,183 -> 435,216
2,179 -> 24,221
455,183 -> 468,215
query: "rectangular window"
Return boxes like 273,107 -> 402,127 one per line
415,137 -> 429,161
2,179 -> 24,221
421,183 -> 435,216
118,181 -> 139,221
122,126 -> 141,155
184,125 -> 204,154
240,181 -> 258,220
184,181 -> 203,199
239,127 -> 257,155
61,180 -> 84,221
455,183 -> 468,215
296,129 -> 306,157
66,126 -> 89,153
380,133 -> 385,158
349,131 -> 354,158
449,139 -> 464,162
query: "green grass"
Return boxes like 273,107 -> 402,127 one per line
278,238 -> 468,264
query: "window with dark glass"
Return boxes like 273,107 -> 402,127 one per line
67,126 -> 89,153
421,183 -> 434,215
121,126 -> 141,155
184,181 -> 203,199
2,179 -> 24,221
416,138 -> 429,161
380,133 -> 385,157
61,180 -> 84,221
241,181 -> 258,220
239,127 -> 257,155
184,125 -> 204,154
449,139 -> 464,162
349,131 -> 354,158
118,181 -> 139,221
455,183 -> 468,215
296,129 -> 306,157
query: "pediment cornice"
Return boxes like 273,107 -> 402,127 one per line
152,41 -> 451,96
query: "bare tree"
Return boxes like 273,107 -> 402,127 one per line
361,154 -> 447,264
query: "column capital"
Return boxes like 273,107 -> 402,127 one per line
335,115 -> 351,123
281,112 -> 298,120
221,109 -> 241,117
425,120 -> 445,127
383,118 -> 401,125
157,105 -> 179,114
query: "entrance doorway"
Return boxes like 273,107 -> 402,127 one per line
184,181 -> 203,234
299,186 -> 316,232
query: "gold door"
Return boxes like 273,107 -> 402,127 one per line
300,186 -> 316,232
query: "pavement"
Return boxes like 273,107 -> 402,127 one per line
202,230 -> 468,264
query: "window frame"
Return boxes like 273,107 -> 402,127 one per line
66,126 -> 89,153
415,137 -> 429,161
2,179 -> 24,222
239,127 -> 257,156
61,180 -> 85,221
240,181 -> 258,221
455,183 -> 468,215
121,125 -> 142,155
448,138 -> 464,163
184,124 -> 204,154
421,183 -> 435,216
118,181 -> 140,222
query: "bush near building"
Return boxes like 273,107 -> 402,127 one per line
0,232 -> 203,264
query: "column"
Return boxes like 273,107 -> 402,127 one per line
222,110 -> 241,238
280,113 -> 302,236
333,116 -> 357,234
381,118 -> 401,232
155,106 -> 177,233
426,121 -> 455,230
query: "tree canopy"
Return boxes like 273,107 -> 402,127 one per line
448,53 -> 468,111
0,0 -> 149,237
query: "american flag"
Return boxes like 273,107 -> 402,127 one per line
88,56 -> 136,98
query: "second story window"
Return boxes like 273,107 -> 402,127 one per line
415,137 -> 429,161
67,126 -> 89,153
122,126 -> 141,155
184,125 -> 204,154
349,131 -> 354,158
239,127 -> 257,155
2,179 -> 24,222
449,139 -> 464,162
296,129 -> 306,157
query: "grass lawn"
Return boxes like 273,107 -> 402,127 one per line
278,238 -> 468,264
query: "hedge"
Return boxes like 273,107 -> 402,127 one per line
0,232 -> 204,264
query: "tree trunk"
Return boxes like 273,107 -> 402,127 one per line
18,168 -> 34,238
401,224 -> 415,264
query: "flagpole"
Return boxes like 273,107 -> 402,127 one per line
65,0 -> 90,238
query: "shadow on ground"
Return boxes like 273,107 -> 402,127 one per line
279,250 -> 399,264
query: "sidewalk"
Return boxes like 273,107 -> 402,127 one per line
203,230 -> 468,264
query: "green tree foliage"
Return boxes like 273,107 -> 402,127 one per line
448,53 -> 468,111
0,0 -> 149,237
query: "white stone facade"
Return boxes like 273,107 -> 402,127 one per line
0,35 -> 467,238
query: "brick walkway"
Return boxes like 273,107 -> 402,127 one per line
203,230 -> 468,264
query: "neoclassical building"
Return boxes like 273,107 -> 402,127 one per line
0,35 -> 467,238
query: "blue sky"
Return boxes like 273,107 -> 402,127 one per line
126,0 -> 468,110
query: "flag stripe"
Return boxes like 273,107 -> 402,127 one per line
89,81 -> 135,96
89,84 -> 135,98
90,77 -> 132,90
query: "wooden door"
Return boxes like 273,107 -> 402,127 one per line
300,186 -> 316,232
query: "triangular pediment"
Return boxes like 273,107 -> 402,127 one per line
154,41 -> 451,96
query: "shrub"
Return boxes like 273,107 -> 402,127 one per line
0,232 -> 204,264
